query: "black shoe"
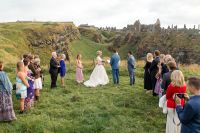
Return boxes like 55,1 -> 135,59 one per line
19,111 -> 24,114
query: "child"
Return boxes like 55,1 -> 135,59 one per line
60,54 -> 66,87
33,57 -> 42,101
76,54 -> 84,83
16,61 -> 29,114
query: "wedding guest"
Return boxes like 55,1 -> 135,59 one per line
144,53 -> 153,92
127,51 -> 136,86
49,52 -> 60,88
0,61 -> 16,121
76,54 -> 84,83
161,61 -> 177,94
33,57 -> 42,100
160,54 -> 169,76
166,70 -> 186,133
175,77 -> 200,133
150,50 -> 160,96
110,49 -> 120,84
60,54 -> 66,87
23,58 -> 34,109
16,61 -> 29,114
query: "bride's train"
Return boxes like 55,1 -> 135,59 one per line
84,55 -> 109,87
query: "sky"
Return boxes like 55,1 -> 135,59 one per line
0,0 -> 199,29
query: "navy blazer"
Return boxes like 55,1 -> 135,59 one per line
176,95 -> 200,133
49,57 -> 59,74
110,53 -> 120,70
127,55 -> 136,71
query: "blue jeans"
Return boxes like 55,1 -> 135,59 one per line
128,69 -> 135,85
112,69 -> 119,84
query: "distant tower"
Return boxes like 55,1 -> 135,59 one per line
184,24 -> 186,29
133,20 -> 141,32
153,18 -> 161,33
194,25 -> 196,29
198,24 -> 200,33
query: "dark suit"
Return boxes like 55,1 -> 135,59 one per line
49,57 -> 59,88
176,95 -> 200,133
149,56 -> 160,96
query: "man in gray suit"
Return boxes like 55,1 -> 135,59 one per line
127,51 -> 136,86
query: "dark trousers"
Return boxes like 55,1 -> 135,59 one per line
112,69 -> 119,84
50,72 -> 58,88
128,69 -> 135,85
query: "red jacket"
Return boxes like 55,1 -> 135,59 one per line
166,83 -> 186,108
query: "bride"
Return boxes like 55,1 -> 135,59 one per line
84,51 -> 109,87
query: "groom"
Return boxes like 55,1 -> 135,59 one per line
110,49 -> 120,84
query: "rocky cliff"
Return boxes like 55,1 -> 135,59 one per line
24,22 -> 80,60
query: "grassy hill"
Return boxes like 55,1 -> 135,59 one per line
1,22 -> 200,133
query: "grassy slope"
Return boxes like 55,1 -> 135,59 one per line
1,23 -> 200,133
70,37 -> 110,60
2,60 -> 200,133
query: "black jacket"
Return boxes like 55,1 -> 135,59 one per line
149,56 -> 160,75
49,57 -> 59,74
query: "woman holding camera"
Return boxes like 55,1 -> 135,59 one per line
166,70 -> 186,133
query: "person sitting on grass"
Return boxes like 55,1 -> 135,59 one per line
60,54 -> 66,87
16,61 -> 29,114
0,61 -> 16,121
175,77 -> 200,133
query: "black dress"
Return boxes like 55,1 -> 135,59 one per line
144,61 -> 152,90
149,57 -> 160,96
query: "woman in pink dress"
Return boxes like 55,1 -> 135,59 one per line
76,54 -> 84,83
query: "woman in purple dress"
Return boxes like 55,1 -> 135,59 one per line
60,54 -> 66,87
23,58 -> 34,110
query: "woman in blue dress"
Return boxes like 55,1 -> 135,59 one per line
60,54 -> 66,87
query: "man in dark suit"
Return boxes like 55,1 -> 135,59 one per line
149,50 -> 160,96
175,77 -> 200,133
127,51 -> 136,86
49,52 -> 60,88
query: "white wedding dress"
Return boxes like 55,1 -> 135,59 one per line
84,56 -> 109,87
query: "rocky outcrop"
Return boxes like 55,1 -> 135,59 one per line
24,22 -> 80,60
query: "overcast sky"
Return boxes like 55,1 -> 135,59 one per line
0,0 -> 199,28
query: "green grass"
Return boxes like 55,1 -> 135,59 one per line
1,22 -> 200,133
70,37 -> 110,60
0,63 -> 167,133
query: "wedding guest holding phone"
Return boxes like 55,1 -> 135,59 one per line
166,70 -> 186,133
175,77 -> 200,133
